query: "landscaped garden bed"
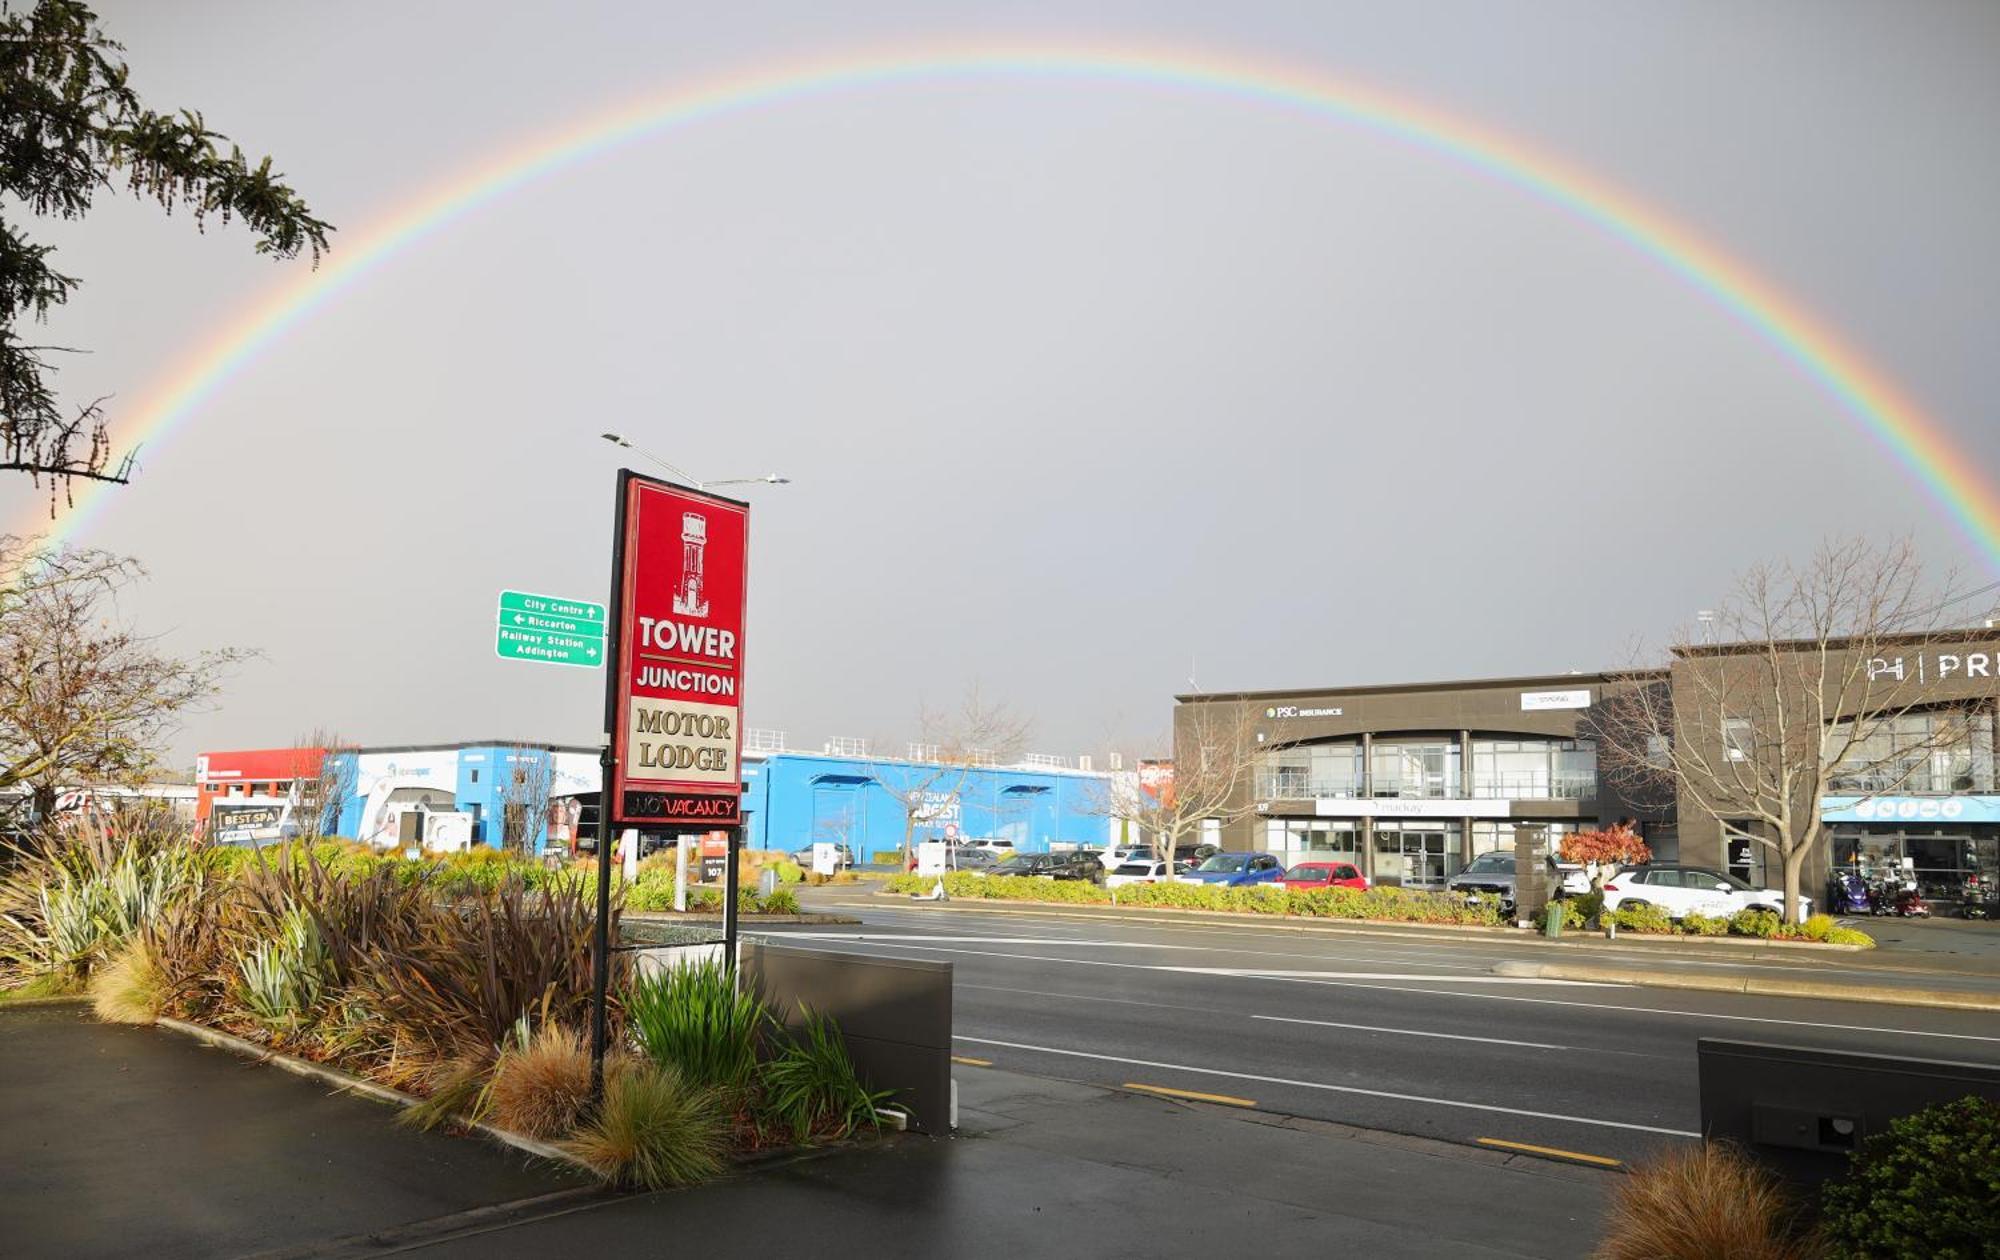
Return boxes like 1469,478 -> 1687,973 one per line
1,818 -> 892,1188
883,871 -> 1875,945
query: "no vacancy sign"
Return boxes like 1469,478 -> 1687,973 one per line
607,472 -> 748,827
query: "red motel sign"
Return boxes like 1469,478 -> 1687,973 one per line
607,473 -> 748,826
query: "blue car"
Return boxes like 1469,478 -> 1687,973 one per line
1185,852 -> 1286,887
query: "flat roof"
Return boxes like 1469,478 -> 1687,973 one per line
1175,667 -> 1667,705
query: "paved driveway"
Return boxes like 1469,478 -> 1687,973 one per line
0,1005 -> 582,1259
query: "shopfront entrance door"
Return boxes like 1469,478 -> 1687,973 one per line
1373,822 -> 1457,890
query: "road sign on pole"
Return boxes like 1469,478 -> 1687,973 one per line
493,589 -> 606,669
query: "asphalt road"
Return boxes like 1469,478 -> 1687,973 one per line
764,895 -> 2000,1165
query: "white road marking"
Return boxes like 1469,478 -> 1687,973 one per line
775,936 -> 1604,985
777,934 -> 2000,1045
952,1035 -> 1700,1138
1168,967 -> 1617,985
1252,1013 -> 1569,1050
778,933 -> 1195,949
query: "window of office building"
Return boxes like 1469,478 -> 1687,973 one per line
1469,820 -> 1587,858
1265,819 -> 1360,866
1258,742 -> 1364,799
1828,709 -> 1996,795
1370,740 -> 1460,799
1470,739 -> 1597,800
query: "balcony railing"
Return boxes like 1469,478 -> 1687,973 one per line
1256,774 -> 1363,800
1470,773 -> 1597,801
1827,768 -> 1993,795
1257,772 -> 1597,801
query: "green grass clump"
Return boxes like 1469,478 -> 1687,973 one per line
563,1062 -> 729,1189
758,1007 -> 893,1143
626,960 -> 768,1094
758,889 -> 800,916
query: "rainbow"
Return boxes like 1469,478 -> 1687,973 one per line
16,41 -> 2000,571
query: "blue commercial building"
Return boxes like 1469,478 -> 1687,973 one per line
741,752 -> 1114,860
326,742 -> 601,852
319,742 -> 1119,860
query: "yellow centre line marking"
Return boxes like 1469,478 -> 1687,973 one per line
951,1055 -> 993,1067
1477,1137 -> 1623,1167
1123,1082 -> 1257,1108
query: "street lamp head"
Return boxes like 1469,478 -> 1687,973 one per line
763,474 -> 791,485
600,433 -> 631,448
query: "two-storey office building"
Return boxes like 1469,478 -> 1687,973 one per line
1177,672 -> 1668,889
1179,635 -> 2000,903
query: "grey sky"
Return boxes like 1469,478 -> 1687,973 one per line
10,1 -> 1999,765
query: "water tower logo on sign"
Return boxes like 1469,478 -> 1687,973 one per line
673,511 -> 709,618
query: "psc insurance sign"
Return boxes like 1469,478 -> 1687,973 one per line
608,472 -> 748,827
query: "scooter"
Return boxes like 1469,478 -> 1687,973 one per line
1960,875 -> 1998,920
1865,873 -> 1930,917
1826,869 -> 1873,916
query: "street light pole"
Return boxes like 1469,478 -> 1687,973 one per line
598,433 -> 788,490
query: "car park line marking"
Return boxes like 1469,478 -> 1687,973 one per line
1252,1014 -> 1569,1050
1124,1082 -> 1257,1108
954,1035 -> 1701,1138
1476,1137 -> 1623,1167
951,1055 -> 993,1067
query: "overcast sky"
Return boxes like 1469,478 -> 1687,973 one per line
9,0 -> 1998,766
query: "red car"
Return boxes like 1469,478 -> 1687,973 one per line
1273,861 -> 1369,892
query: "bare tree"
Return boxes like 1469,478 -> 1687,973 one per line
1100,698 -> 1265,876
1598,537 -> 1982,923
0,541 -> 246,834
500,746 -> 554,854
287,729 -> 356,843
872,685 -> 1032,863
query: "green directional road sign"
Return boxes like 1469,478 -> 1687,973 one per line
498,589 -> 606,625
495,625 -> 604,668
500,608 -> 600,637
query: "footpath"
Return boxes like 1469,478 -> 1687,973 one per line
3,1003 -> 1610,1259
411,1064 -> 1613,1260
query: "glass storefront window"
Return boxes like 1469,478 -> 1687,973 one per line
1266,819 -> 1359,867
1470,820 -> 1585,857
1470,739 -> 1597,800
1830,826 -> 2000,902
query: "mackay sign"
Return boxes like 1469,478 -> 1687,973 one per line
607,473 -> 748,826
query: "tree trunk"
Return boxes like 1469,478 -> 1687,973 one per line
1783,844 -> 1812,925
30,782 -> 57,830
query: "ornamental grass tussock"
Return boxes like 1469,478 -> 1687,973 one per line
1593,1142 -> 1821,1260
5,817 -> 896,1190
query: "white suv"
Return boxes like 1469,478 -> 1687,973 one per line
1600,864 -> 1809,920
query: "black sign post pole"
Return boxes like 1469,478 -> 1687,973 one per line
590,470 -> 634,1107
722,823 -> 741,979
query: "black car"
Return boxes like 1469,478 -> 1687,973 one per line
991,851 -> 1102,881
1445,850 -> 1562,914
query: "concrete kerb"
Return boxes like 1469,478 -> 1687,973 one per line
1490,960 -> 2000,1011
154,1017 -> 597,1174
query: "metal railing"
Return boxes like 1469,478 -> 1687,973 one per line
1470,774 -> 1597,801
744,729 -> 788,754
823,737 -> 871,758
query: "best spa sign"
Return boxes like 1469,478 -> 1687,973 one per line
608,474 -> 748,826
